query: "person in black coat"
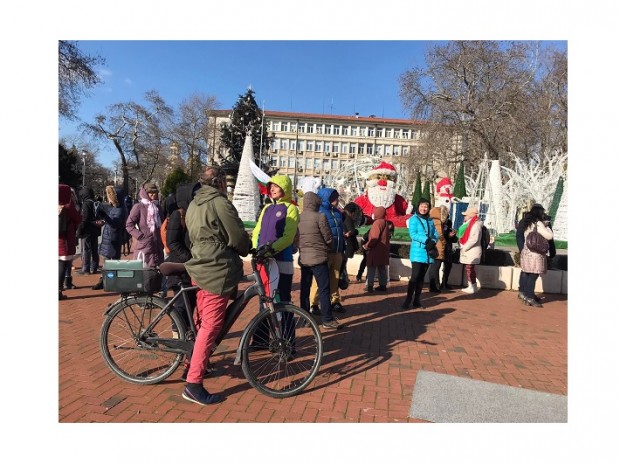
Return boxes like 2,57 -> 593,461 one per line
76,186 -> 102,275
340,203 -> 360,287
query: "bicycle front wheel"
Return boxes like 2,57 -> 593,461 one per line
99,295 -> 187,385
241,303 -> 323,398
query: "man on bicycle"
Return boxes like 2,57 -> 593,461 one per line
183,166 -> 251,406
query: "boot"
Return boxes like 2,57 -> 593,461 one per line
92,277 -> 104,290
64,276 -> 76,290
59,291 -> 67,300
461,282 -> 475,294
472,282 -> 479,293
401,298 -> 411,310
429,279 -> 441,293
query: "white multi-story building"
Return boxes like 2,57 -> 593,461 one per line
208,109 -> 428,188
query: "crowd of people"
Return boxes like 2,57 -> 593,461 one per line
58,168 -> 556,406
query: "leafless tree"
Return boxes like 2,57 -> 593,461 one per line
81,91 -> 173,196
170,93 -> 220,181
399,41 -> 567,172
58,41 -> 105,121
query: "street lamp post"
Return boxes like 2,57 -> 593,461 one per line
81,151 -> 86,188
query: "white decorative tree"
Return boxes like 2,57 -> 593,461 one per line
232,133 -> 261,222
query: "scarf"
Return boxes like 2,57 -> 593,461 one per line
140,197 -> 161,233
457,215 -> 478,245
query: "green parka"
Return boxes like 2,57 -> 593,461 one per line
184,184 -> 251,296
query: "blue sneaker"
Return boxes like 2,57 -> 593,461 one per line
182,383 -> 223,406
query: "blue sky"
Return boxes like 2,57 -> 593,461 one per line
59,40 -> 566,168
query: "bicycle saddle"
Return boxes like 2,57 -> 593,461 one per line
159,262 -> 188,277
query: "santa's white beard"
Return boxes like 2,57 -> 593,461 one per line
368,184 -> 396,208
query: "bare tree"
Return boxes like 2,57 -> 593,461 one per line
399,41 -> 567,171
58,41 -> 105,121
170,93 -> 220,181
81,91 -> 173,195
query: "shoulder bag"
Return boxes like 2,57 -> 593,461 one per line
525,223 -> 550,255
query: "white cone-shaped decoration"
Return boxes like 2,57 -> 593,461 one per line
486,160 -> 505,233
232,134 -> 261,222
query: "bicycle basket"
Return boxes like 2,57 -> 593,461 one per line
102,260 -> 162,294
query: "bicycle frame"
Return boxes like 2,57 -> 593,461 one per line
105,251 -> 280,363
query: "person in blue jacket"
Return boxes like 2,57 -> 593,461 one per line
401,198 -> 438,310
310,187 -> 346,314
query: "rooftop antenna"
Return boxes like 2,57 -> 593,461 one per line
330,98 -> 334,115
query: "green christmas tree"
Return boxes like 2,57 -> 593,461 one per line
453,161 -> 466,199
548,176 -> 564,220
422,179 -> 432,204
219,88 -> 274,173
411,171 -> 422,208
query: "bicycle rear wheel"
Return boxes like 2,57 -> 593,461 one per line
100,295 -> 187,385
241,303 -> 323,398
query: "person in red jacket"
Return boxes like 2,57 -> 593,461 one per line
59,184 -> 82,300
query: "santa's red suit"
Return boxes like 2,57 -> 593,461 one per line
354,161 -> 411,228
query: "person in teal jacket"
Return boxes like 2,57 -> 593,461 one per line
402,198 -> 439,310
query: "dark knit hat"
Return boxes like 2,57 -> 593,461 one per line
144,182 -> 159,193
329,190 -> 339,203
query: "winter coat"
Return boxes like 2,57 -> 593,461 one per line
316,187 -> 345,254
520,220 -> 553,274
59,184 -> 82,257
459,218 -> 483,265
297,192 -> 334,267
77,187 -> 101,238
184,183 -> 251,296
365,207 -> 391,267
97,203 -> 125,260
429,206 -> 450,261
408,212 -> 439,264
252,174 -> 299,263
125,187 -> 165,268
342,205 -> 359,258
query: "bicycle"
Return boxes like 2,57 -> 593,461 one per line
99,244 -> 323,398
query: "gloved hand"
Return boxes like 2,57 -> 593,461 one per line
425,238 -> 436,251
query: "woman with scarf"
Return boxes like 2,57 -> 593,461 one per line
125,182 -> 165,268
457,206 -> 483,294
401,198 -> 438,310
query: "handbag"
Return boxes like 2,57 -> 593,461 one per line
338,268 -> 350,290
417,216 -> 439,259
525,223 -> 550,255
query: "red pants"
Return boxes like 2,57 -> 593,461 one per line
465,264 -> 477,284
185,288 -> 228,384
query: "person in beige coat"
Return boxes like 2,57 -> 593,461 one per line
457,206 -> 483,294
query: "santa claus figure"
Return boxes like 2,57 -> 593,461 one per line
354,161 -> 410,228
435,176 -> 455,208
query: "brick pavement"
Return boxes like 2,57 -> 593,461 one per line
58,261 -> 567,423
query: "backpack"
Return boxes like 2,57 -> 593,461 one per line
160,217 -> 171,255
480,225 -> 490,251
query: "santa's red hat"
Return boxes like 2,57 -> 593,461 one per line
435,177 -> 453,193
368,161 -> 398,178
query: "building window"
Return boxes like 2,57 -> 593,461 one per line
368,127 -> 375,137
351,126 -> 358,136
306,141 -> 314,151
331,160 -> 338,170
334,125 -> 340,135
291,122 -> 297,132
325,125 -> 331,135
403,146 -> 409,156
376,145 -> 383,156
394,129 -> 401,139
288,157 -> 295,168
280,157 -> 286,167
298,140 -> 306,151
385,145 -> 392,155
314,159 -> 321,169
316,142 -> 323,152
359,127 -> 366,137
343,126 -> 349,136
366,144 -> 373,155
273,121 -> 281,131
393,146 -> 400,156
333,143 -> 340,153
307,124 -> 314,134
349,144 -> 356,154
377,128 -> 384,137
386,128 -> 393,138
316,124 -> 323,134
324,142 -> 331,153
290,140 -> 296,151
357,143 -> 364,154
323,160 -> 329,170
282,122 -> 289,132
341,143 -> 348,153
298,123 -> 306,133
402,129 -> 409,139
281,140 -> 289,150
306,158 -> 313,169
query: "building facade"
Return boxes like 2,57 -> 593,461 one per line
208,109 -> 428,191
